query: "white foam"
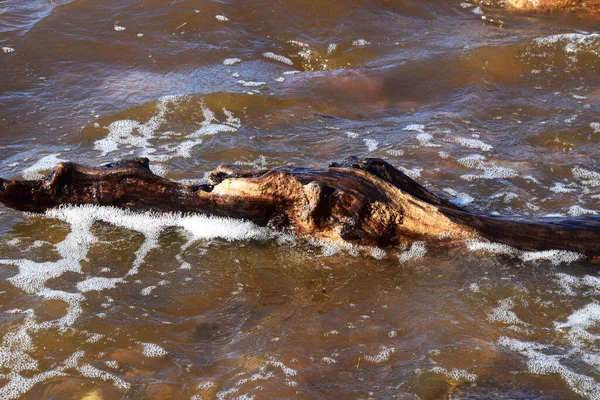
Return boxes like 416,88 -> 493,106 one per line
262,52 -> 293,66
452,137 -> 492,151
549,182 -> 577,193
140,285 -> 156,296
77,277 -> 123,293
591,122 -> 600,133
555,303 -> 600,347
78,363 -> 130,390
573,167 -> 600,187
498,336 -> 600,399
94,96 -> 241,164
397,241 -> 426,262
398,166 -> 422,180
139,342 -> 168,358
197,381 -> 215,390
352,39 -> 370,46
327,43 -> 337,54
364,139 -> 378,152
429,366 -> 477,382
466,239 -> 583,265
237,80 -> 266,87
568,205 -> 598,217
461,165 -> 518,181
534,33 -> 600,55
488,298 -> 526,326
363,346 -> 395,363
466,239 -> 516,255
215,15 -> 229,22
402,124 -> 425,133
113,25 -> 126,31
457,154 -> 486,169
22,154 -> 65,179
387,149 -> 404,156
3,46 -> 15,53
416,133 -> 441,147
223,58 -> 241,65
443,188 -> 474,206
520,250 -> 583,265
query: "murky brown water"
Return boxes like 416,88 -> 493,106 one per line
1,1 -> 600,399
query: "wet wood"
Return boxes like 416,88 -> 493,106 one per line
0,157 -> 598,256
505,0 -> 600,9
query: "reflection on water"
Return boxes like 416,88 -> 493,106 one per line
1,0 -> 600,398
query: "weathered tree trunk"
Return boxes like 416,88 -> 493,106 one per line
0,157 -> 599,256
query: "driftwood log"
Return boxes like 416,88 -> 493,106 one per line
0,157 -> 599,256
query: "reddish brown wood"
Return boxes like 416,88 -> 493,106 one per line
1,157 -> 598,256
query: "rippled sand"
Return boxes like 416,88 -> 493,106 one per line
1,0 -> 600,399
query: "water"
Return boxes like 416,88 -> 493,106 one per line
1,0 -> 600,398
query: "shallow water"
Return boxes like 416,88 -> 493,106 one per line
1,0 -> 600,399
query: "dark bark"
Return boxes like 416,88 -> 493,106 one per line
1,157 -> 598,256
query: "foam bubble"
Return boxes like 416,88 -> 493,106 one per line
398,166 -> 422,180
237,80 -> 266,87
572,167 -> 600,187
457,154 -> 486,169
223,58 -> 241,65
498,336 -> 600,399
352,39 -> 370,46
591,122 -> 600,133
138,342 -> 168,358
451,137 -> 492,151
533,33 -> 600,54
416,133 -> 441,147
555,303 -> 600,346
429,366 -> 477,382
461,165 -> 518,181
397,241 -> 426,262
77,277 -> 123,293
466,239 -> 516,255
3,46 -> 15,53
488,298 -> 527,326
263,52 -> 293,66
78,363 -> 130,390
94,97 -> 241,164
466,239 -> 583,265
549,182 -> 577,193
443,188 -> 474,206
22,154 -> 65,179
363,346 -> 395,363
402,124 -> 425,133
364,139 -> 378,152
387,149 -> 404,156
113,25 -> 126,31
520,250 -> 583,265
568,205 -> 598,217
215,15 -> 229,22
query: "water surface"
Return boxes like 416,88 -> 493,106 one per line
1,0 -> 600,398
